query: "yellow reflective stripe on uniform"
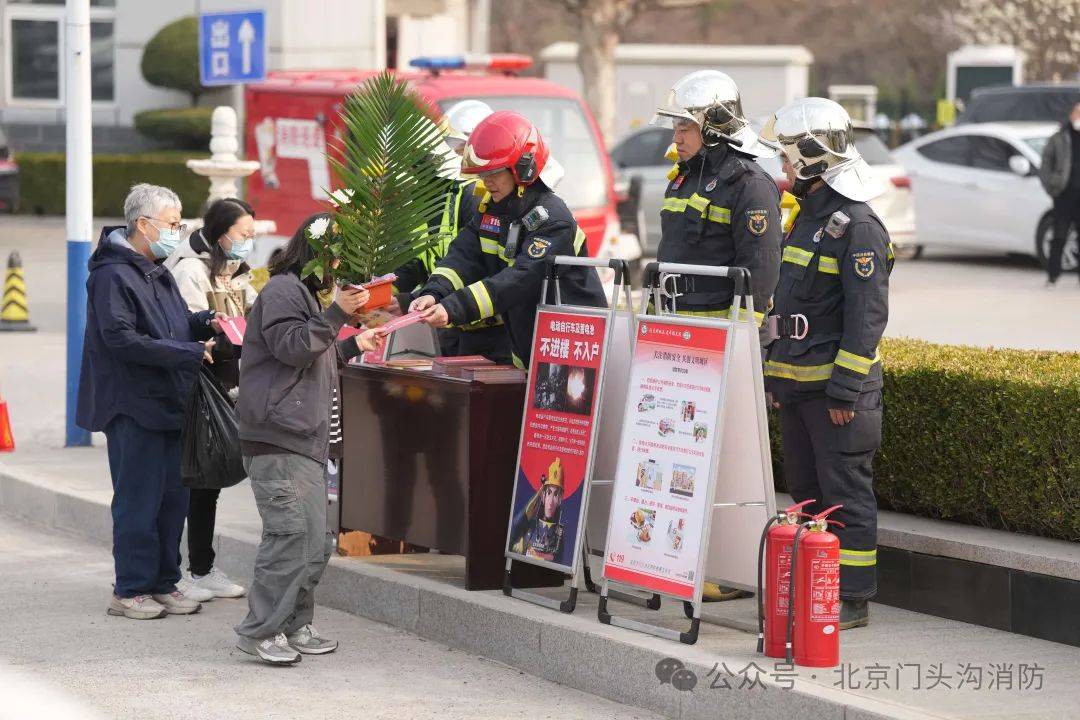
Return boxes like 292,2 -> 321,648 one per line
839,549 -> 877,567
480,237 -> 501,255
835,349 -> 879,375
511,353 -> 525,369
818,256 -> 840,274
431,266 -> 464,291
763,360 -> 834,382
467,281 -> 495,319
707,206 -> 731,224
686,194 -> 709,212
574,227 -> 587,254
662,197 -> 687,212
782,246 -> 814,267
662,194 -> 731,225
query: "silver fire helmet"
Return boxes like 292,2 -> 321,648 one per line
761,97 -> 884,202
652,69 -> 775,158
443,100 -> 495,150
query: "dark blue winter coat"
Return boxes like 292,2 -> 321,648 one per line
76,226 -> 214,433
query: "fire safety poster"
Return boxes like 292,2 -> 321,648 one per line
506,309 -> 608,572
602,319 -> 730,599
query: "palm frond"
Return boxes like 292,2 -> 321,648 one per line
320,70 -> 450,283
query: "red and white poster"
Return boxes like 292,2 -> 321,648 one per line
602,319 -> 730,600
506,309 -> 608,573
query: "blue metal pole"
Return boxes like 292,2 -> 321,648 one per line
65,0 -> 92,447
66,241 -> 91,446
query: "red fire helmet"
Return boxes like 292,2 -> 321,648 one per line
460,110 -> 549,185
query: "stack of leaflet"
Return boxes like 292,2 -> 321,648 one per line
430,355 -> 494,377
458,365 -> 526,384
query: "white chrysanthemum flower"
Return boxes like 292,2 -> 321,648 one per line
328,188 -> 354,208
308,216 -> 330,239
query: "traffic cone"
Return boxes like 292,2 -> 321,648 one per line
1,251 -> 36,332
0,392 -> 13,452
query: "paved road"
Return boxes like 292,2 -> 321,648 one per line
0,513 -> 660,720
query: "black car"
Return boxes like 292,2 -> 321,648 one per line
959,83 -> 1080,124
0,127 -> 19,213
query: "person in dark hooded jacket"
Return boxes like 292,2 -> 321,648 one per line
76,183 -> 221,621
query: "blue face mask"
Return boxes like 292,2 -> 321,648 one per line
225,234 -> 254,261
149,225 -> 181,259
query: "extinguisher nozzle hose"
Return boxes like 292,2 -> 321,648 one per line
786,523 -> 809,666
756,515 -> 779,654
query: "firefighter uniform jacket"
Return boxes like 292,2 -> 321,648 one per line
765,185 -> 893,407
656,144 -> 781,323
417,181 -> 607,367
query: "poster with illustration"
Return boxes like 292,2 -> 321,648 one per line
602,319 -> 730,600
506,309 -> 609,572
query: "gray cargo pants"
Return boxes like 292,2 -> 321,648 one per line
235,452 -> 334,640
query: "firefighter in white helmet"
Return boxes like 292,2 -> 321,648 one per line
653,70 -> 783,602
651,69 -> 782,327
761,97 -> 893,630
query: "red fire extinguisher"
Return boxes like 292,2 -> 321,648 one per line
787,505 -> 844,668
757,499 -> 815,658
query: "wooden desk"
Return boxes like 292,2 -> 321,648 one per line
340,365 -> 563,590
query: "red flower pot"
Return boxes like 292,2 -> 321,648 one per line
361,275 -> 396,310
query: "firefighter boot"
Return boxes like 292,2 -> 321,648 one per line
702,582 -> 753,602
839,599 -> 869,630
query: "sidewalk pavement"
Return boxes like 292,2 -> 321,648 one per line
0,512 -> 661,720
3,443 -> 1079,720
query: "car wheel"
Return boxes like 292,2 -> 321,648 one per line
1035,213 -> 1080,271
892,243 -> 923,261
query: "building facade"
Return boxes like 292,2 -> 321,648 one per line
0,0 -> 489,151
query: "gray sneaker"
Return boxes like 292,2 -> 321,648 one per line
108,594 -> 166,620
286,624 -> 338,655
237,633 -> 302,665
152,590 -> 201,615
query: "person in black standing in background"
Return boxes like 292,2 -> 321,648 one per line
1039,101 -> 1080,287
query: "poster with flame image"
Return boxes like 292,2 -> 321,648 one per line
532,363 -> 596,416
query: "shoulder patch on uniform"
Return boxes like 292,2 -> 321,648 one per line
705,177 -> 718,192
825,211 -> 850,238
527,238 -> 552,259
852,250 -> 875,279
746,209 -> 769,236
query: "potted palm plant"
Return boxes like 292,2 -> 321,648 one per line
303,70 -> 450,309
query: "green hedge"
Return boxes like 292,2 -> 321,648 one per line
141,16 -> 203,103
772,338 -> 1080,542
134,107 -> 213,149
14,152 -> 210,216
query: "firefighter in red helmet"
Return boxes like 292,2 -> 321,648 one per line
412,111 -> 607,368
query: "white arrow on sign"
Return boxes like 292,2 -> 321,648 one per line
238,18 -> 256,75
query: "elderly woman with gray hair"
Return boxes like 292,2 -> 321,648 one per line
76,183 -> 224,621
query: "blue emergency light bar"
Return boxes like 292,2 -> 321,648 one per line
409,56 -> 467,71
409,54 -> 533,74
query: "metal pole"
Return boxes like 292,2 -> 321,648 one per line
65,0 -> 92,447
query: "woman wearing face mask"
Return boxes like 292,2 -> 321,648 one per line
165,198 -> 259,602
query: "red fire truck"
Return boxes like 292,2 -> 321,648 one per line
244,54 -> 619,256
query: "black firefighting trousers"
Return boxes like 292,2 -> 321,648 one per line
779,390 -> 883,601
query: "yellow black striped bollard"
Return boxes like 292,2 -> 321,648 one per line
1,251 -> 36,332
